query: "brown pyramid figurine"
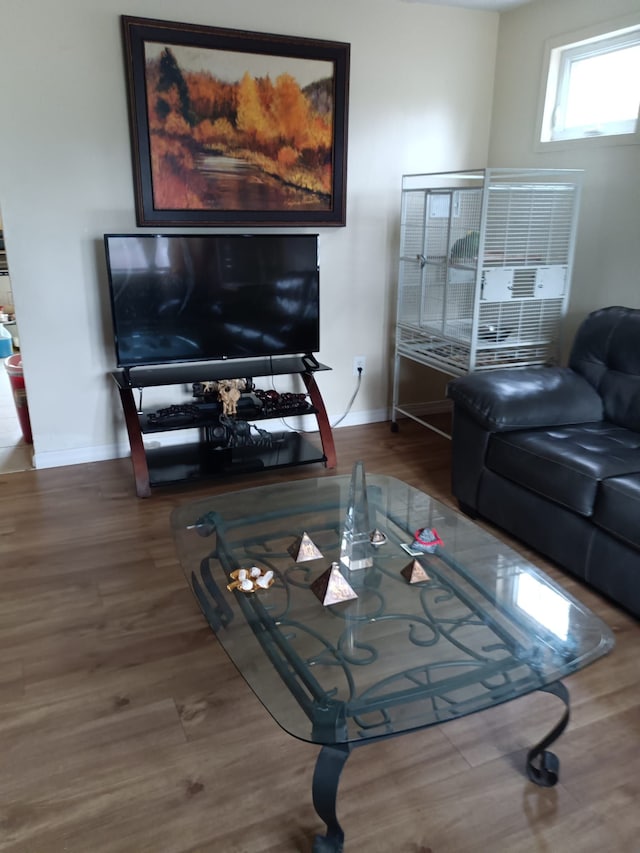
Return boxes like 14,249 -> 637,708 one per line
288,531 -> 323,562
401,559 -> 431,584
311,562 -> 359,606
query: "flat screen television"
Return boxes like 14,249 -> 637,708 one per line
104,233 -> 319,368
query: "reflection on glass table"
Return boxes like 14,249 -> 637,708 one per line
172,471 -> 614,852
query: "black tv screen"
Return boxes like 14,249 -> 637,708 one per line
104,233 -> 320,368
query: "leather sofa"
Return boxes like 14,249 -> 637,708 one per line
446,305 -> 640,618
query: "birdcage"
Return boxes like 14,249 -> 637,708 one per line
392,168 -> 582,432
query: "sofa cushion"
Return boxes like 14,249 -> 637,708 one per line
593,474 -> 640,550
447,367 -> 602,432
569,306 -> 640,431
486,422 -> 640,516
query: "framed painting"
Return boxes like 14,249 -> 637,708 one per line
121,16 -> 350,226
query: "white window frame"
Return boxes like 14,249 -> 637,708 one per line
536,15 -> 640,150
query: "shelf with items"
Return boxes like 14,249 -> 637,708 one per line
0,230 -> 8,276
138,400 -> 317,434
143,431 -> 325,489
111,355 -> 336,497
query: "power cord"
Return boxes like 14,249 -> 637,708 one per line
279,366 -> 363,433
331,367 -> 362,427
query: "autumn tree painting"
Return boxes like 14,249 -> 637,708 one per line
143,44 -> 335,212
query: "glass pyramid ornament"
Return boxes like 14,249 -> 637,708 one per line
339,460 -> 373,571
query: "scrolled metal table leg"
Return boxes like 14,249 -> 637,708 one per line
312,743 -> 352,853
526,680 -> 570,787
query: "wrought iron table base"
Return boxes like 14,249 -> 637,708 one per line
311,680 -> 570,852
312,743 -> 352,853
525,681 -> 570,787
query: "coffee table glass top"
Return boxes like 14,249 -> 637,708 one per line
171,474 -> 614,745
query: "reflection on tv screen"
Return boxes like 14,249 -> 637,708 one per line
105,234 -> 320,367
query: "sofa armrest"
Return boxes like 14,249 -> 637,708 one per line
447,367 -> 603,432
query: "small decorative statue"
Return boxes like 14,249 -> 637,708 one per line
411,527 -> 443,553
218,415 -> 273,448
198,378 -> 247,415
217,378 -> 247,416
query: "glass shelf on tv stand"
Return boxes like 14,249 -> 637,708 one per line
111,355 -> 328,390
110,356 -> 336,497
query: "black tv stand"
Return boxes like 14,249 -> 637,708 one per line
111,357 -> 336,497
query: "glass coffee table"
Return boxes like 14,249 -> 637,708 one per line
171,471 -> 614,852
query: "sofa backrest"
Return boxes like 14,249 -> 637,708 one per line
569,306 -> 640,431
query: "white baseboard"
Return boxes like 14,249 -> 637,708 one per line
395,401 -> 452,418
330,407 -> 389,429
32,443 -> 130,469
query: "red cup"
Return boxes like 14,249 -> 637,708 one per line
5,354 -> 33,444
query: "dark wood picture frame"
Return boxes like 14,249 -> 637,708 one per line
121,16 -> 350,227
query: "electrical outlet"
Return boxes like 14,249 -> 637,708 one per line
353,356 -> 366,376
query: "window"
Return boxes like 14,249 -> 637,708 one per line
540,22 -> 640,145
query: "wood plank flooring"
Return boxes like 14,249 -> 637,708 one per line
0,420 -> 637,852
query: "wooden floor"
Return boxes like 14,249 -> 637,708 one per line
0,420 -> 638,852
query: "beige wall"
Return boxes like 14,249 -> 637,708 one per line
489,0 -> 640,353
0,0 -> 498,467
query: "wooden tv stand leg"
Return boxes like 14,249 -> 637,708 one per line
301,371 -> 337,469
118,387 -> 151,498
